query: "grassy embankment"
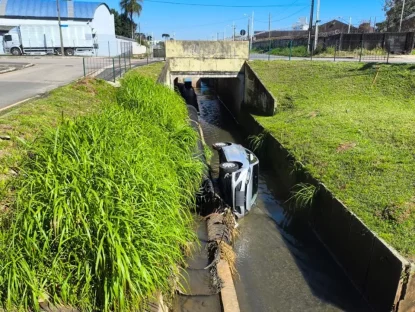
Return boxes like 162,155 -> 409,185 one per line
250,61 -> 415,257
134,62 -> 165,81
0,65 -> 203,310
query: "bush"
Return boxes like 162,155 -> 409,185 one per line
0,75 -> 204,311
270,45 -> 308,57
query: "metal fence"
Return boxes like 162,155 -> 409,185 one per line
251,38 -> 393,63
312,38 -> 391,62
250,33 -> 415,63
83,42 -> 133,81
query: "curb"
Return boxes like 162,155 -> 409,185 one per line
0,67 -> 16,74
0,63 -> 34,74
217,259 -> 240,312
206,214 -> 241,312
22,63 -> 34,69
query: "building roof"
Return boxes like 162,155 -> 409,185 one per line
0,0 -> 108,20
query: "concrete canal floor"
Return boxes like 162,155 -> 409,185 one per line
195,81 -> 371,312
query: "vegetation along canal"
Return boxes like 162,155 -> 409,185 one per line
195,80 -> 371,312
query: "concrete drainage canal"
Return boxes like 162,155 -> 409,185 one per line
174,79 -> 372,312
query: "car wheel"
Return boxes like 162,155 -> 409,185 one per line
212,142 -> 230,150
11,48 -> 21,56
220,162 -> 239,173
64,48 -> 74,56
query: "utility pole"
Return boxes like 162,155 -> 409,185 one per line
139,23 -> 141,45
233,22 -> 236,41
268,13 -> 271,61
307,0 -> 315,53
217,32 -> 219,41
251,11 -> 255,50
314,0 -> 321,50
247,17 -> 250,41
56,0 -> 65,56
224,27 -> 226,41
399,0 -> 406,32
348,17 -> 352,33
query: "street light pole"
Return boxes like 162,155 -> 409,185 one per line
307,0 -> 315,53
314,0 -> 321,50
399,0 -> 406,32
233,22 -> 236,41
251,11 -> 254,50
56,0 -> 65,56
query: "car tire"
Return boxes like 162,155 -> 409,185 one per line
64,48 -> 74,56
220,162 -> 239,173
212,142 -> 230,150
11,48 -> 22,56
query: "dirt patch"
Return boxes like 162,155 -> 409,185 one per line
336,142 -> 356,153
309,111 -> 320,118
382,200 -> 414,223
73,78 -> 98,95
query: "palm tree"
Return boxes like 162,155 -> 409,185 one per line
162,33 -> 170,41
120,0 -> 143,38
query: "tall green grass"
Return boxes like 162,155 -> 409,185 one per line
0,74 -> 204,310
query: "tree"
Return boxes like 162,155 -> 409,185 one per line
162,33 -> 170,41
358,22 -> 373,33
120,0 -> 143,38
110,9 -> 137,37
382,0 -> 415,31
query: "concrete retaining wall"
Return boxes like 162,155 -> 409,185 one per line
244,63 -> 276,116
237,112 -> 415,312
212,74 -> 245,117
166,40 -> 249,59
157,60 -> 170,87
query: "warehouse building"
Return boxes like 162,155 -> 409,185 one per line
0,0 -> 144,56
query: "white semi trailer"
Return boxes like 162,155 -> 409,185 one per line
2,24 -> 95,56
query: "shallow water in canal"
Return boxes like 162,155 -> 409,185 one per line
195,81 -> 371,312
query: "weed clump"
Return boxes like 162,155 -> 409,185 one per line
0,74 -> 204,311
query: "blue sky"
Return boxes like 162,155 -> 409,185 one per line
87,0 -> 386,40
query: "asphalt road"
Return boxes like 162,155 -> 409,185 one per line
0,56 -> 84,110
0,56 -> 161,110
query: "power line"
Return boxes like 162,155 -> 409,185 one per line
256,0 -> 303,22
145,0 -> 308,8
273,6 -> 309,22
255,5 -> 309,24
172,16 -> 247,30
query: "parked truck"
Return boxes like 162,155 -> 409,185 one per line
2,24 -> 95,56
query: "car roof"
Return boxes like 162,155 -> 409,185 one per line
221,143 -> 249,167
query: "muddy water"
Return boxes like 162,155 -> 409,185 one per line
196,81 -> 370,312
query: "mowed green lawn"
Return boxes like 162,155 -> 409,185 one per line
251,61 -> 415,257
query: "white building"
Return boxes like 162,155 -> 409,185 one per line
0,0 -> 145,56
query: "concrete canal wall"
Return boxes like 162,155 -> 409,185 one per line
234,63 -> 415,312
